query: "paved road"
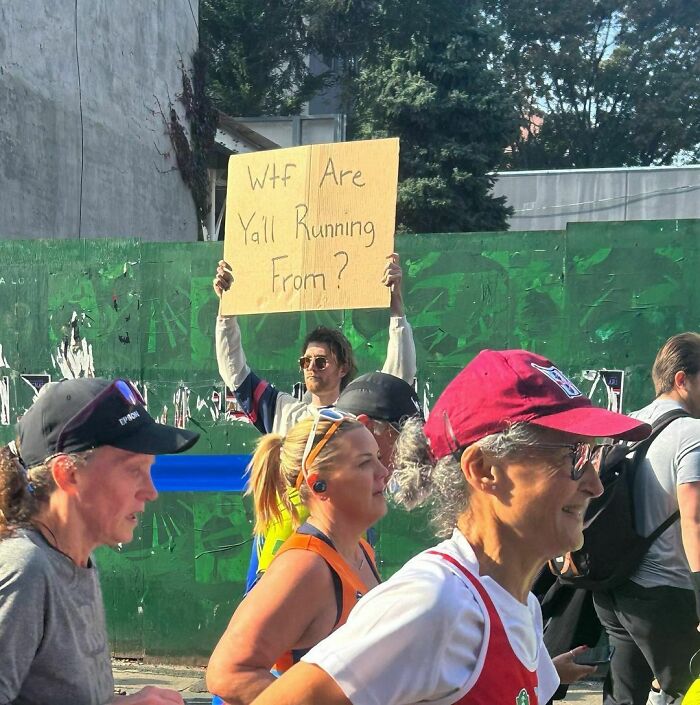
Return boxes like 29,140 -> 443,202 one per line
112,661 -> 603,704
112,662 -> 209,703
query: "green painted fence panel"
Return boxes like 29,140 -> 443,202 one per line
0,220 -> 697,660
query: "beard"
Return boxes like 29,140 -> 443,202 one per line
305,374 -> 337,396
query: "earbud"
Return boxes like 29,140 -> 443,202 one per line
312,479 -> 327,493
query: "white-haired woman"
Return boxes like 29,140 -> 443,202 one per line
249,349 -> 650,705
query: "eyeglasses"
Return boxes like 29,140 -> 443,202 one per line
55,379 -> 145,452
535,442 -> 612,480
296,408 -> 350,489
299,355 -> 330,371
372,419 -> 401,437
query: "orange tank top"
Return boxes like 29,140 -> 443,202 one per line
272,531 -> 378,674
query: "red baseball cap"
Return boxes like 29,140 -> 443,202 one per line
425,349 -> 650,459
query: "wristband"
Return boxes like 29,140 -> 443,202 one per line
690,571 -> 700,622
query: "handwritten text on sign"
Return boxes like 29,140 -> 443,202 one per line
221,138 -> 399,315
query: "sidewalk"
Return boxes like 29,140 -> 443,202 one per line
112,660 -> 603,704
112,661 -> 209,704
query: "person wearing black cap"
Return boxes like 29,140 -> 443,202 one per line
0,378 -> 199,705
336,371 -> 423,472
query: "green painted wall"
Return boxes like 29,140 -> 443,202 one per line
0,219 -> 697,660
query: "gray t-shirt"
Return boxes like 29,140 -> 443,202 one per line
0,529 -> 114,705
630,398 -> 700,590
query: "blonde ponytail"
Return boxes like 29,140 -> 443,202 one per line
247,434 -> 296,535
247,415 -> 365,536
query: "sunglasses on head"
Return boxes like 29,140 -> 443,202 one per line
55,379 -> 145,452
296,408 -> 352,489
299,355 -> 331,371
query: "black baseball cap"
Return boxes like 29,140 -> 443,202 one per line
17,378 -> 199,468
337,372 -> 422,424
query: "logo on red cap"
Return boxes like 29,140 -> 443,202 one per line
531,363 -> 582,399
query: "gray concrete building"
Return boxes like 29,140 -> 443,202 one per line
493,165 -> 700,232
0,0 -> 200,241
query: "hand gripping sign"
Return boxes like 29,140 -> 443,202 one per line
221,138 -> 399,315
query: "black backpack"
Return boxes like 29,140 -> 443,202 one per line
549,407 -> 690,591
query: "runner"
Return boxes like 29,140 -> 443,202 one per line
207,411 -> 387,705
249,349 -> 650,705
0,378 -> 199,705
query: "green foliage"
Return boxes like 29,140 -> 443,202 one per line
200,0 -> 326,115
200,0 -> 519,232
499,0 -> 700,168
200,0 -> 386,115
180,49 -> 219,231
352,4 -> 520,232
200,0 -> 699,224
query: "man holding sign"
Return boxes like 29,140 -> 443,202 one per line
214,138 -> 412,588
213,253 -> 415,590
213,252 -> 416,434
214,137 -> 413,433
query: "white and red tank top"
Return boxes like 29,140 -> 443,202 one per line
429,551 -> 539,705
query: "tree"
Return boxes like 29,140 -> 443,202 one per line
200,0 -> 521,232
200,0 -> 382,116
499,0 -> 700,169
200,0 -> 326,115
352,2 -> 521,232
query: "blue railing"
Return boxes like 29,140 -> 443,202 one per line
150,454 -> 251,492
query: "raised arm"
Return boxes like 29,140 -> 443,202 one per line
380,253 -> 417,383
214,260 -> 252,391
213,260 -> 307,435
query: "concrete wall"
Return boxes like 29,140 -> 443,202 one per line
1,220 -> 699,659
0,0 -> 199,241
494,165 -> 700,231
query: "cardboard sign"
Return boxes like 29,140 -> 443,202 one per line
221,138 -> 399,315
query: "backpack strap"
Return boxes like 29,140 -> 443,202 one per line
645,509 -> 681,543
629,407 -> 691,457
630,407 -> 690,539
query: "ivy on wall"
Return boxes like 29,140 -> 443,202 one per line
160,49 -> 218,239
